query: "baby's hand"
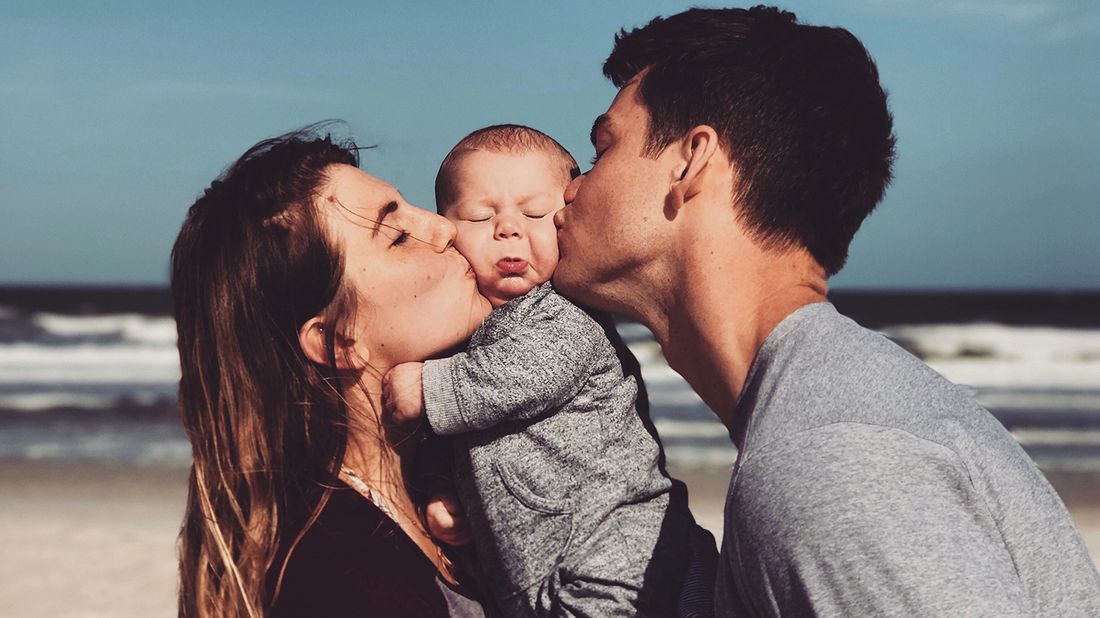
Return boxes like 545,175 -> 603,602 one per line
424,492 -> 471,546
382,362 -> 425,423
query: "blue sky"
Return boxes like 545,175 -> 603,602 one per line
2,0 -> 1097,289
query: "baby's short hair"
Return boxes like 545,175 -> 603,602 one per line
435,124 -> 580,213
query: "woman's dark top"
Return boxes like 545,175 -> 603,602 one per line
271,482 -> 485,617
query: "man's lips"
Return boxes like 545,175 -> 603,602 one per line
497,258 -> 528,275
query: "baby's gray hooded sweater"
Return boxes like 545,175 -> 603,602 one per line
422,282 -> 693,617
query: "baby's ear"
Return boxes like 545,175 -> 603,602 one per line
298,317 -> 367,370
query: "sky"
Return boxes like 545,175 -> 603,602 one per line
1,0 -> 1098,289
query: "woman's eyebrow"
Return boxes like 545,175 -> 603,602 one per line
371,201 -> 399,237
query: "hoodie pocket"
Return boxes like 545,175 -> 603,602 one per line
480,460 -> 574,594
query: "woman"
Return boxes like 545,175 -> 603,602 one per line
172,126 -> 491,617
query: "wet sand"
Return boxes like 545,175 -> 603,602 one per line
0,460 -> 188,618
0,459 -> 1096,617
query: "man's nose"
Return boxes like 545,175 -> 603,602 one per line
558,175 -> 583,229
564,174 -> 583,204
554,208 -> 566,230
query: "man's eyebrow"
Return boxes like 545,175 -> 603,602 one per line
589,114 -> 610,147
371,200 -> 399,237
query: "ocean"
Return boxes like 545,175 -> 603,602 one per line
1,286 -> 1098,472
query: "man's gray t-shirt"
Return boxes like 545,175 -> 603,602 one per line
715,303 -> 1100,616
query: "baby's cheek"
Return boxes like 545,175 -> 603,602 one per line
472,268 -> 498,295
530,226 -> 561,274
451,229 -> 485,263
475,268 -> 525,305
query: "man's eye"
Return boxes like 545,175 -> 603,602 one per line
590,150 -> 605,165
391,230 -> 410,246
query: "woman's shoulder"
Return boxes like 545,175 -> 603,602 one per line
271,484 -> 453,617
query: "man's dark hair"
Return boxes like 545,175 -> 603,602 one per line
604,6 -> 896,275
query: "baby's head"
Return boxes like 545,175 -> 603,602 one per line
436,125 -> 579,307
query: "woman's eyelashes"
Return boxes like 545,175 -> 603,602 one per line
390,230 -> 410,247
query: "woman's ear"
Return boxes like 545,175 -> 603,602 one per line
669,125 -> 721,211
298,317 -> 367,370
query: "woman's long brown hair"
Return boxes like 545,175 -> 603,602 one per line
172,126 -> 361,617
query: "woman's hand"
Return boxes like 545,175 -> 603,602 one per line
424,492 -> 472,546
382,362 -> 426,423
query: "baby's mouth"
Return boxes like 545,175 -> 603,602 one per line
497,258 -> 528,277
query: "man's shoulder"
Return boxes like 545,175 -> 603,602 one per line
751,303 -> 978,437
725,423 -> 983,569
731,422 -> 964,503
760,303 -> 933,386
773,302 -> 927,375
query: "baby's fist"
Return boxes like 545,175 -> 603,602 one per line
424,492 -> 471,546
382,362 -> 425,423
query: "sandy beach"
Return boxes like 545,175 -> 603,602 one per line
0,461 -> 188,618
0,459 -> 1096,617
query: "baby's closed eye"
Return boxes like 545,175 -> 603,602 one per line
459,209 -> 494,223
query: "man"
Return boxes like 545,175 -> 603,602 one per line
554,6 -> 1100,615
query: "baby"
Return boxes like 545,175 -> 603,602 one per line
385,125 -> 703,616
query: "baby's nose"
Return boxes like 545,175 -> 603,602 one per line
495,215 -> 522,238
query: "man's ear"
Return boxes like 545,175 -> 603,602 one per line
669,125 -> 721,211
298,317 -> 367,370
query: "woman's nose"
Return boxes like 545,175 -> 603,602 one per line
415,207 -> 456,252
436,217 -> 458,252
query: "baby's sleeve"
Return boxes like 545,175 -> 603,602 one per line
420,301 -> 603,436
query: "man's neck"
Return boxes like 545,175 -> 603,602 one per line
640,239 -> 827,429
